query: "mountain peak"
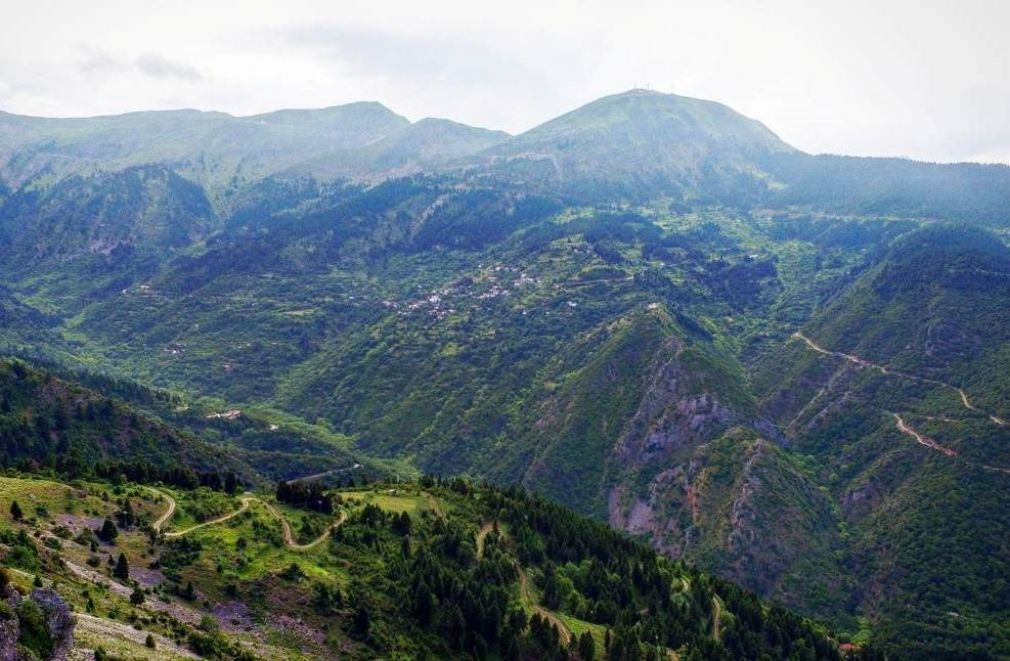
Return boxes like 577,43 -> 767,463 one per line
482,89 -> 796,198
521,89 -> 792,149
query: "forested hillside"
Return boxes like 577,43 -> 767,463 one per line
0,467 -> 842,659
2,89 -> 1010,657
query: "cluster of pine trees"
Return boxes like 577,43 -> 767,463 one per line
275,480 -> 334,513
325,478 -> 840,659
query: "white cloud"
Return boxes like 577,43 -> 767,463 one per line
77,49 -> 203,82
135,53 -> 204,81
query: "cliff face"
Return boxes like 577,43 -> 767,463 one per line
603,337 -> 849,620
613,335 -> 738,466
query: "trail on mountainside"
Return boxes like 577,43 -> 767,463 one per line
794,332 -> 1010,473
257,499 -> 348,550
148,487 -> 177,532
156,488 -> 347,550
892,413 -> 957,457
164,496 -> 252,538
792,332 -> 993,419
516,561 -> 573,646
286,464 -> 361,484
475,521 -> 573,645
476,522 -> 495,559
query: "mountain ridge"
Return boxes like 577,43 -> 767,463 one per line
3,87 -> 1010,657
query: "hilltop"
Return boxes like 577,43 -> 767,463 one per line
0,473 -> 841,659
481,89 -> 793,199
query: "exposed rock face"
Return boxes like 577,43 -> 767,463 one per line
608,336 -> 739,556
0,586 -> 21,661
841,479 -> 883,519
0,613 -> 17,661
614,337 -> 736,467
0,586 -> 74,661
29,589 -> 74,661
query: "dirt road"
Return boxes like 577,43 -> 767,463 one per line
147,487 -> 176,532
164,496 -> 253,538
793,332 -> 1004,423
892,413 -> 957,457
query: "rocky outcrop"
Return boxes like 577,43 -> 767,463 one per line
0,612 -> 17,661
613,337 -> 736,467
608,334 -> 740,554
0,584 -> 74,661
29,589 -> 74,661
0,584 -> 21,661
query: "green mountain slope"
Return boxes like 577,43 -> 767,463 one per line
4,89 -> 1010,657
0,165 -> 213,274
481,89 -> 795,200
0,356 -> 250,483
0,472 -> 842,659
756,224 -> 1010,656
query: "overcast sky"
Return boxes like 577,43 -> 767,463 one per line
1,0 -> 1008,163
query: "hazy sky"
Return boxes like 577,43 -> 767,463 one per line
1,0 -> 1008,163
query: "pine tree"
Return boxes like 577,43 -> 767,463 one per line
394,511 -> 412,535
118,500 -> 135,528
414,584 -> 435,626
9,500 -> 23,521
353,602 -> 371,637
114,552 -> 130,580
98,518 -> 118,543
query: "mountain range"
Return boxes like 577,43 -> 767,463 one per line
2,88 -> 1010,658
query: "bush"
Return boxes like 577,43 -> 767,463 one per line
17,599 -> 55,659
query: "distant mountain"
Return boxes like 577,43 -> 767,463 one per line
0,102 -> 410,191
289,116 -> 510,179
0,104 -> 511,211
478,89 -> 795,199
764,153 -> 1010,225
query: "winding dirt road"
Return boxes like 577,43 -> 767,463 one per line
793,332 -> 983,414
147,487 -> 177,532
164,496 -> 253,538
475,520 -> 572,645
517,563 -> 572,646
286,464 -> 362,484
258,499 -> 348,550
892,413 -> 957,457
793,332 -> 1010,472
476,522 -> 495,559
158,491 -> 347,551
